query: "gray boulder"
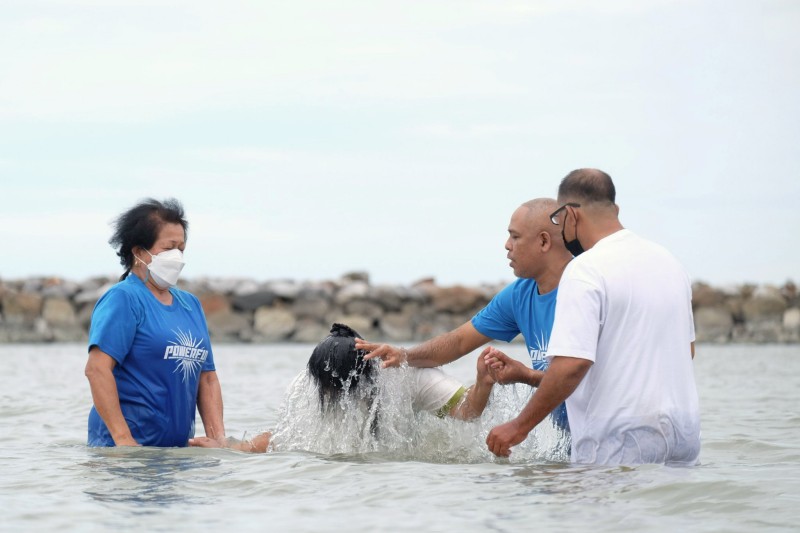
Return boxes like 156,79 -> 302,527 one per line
42,297 -> 78,327
206,309 -> 252,342
694,306 -> 733,343
291,320 -> 331,343
742,286 -> 788,323
253,306 -> 297,341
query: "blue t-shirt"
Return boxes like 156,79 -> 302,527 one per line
87,275 -> 215,447
471,278 -> 568,430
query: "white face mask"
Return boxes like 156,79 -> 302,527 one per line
137,248 -> 185,289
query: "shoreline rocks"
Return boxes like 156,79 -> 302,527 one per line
0,274 -> 798,344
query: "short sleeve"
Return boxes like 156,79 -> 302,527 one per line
686,273 -> 696,343
184,291 -> 216,373
471,283 -> 520,342
88,287 -> 139,364
547,266 -> 603,362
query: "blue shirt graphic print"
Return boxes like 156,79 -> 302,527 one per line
471,278 -> 568,430
87,275 -> 215,447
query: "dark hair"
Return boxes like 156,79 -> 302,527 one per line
558,168 -> 616,204
109,198 -> 188,280
307,323 -> 378,409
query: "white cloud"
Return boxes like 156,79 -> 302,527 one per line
0,1 -> 525,123
185,148 -> 297,165
1,0 -> 798,285
410,122 -> 524,140
191,213 -> 294,244
0,212 -> 105,238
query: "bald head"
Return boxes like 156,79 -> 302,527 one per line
557,168 -> 616,205
520,197 -> 558,213
518,198 -> 561,243
505,197 -> 571,287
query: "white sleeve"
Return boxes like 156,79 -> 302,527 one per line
547,265 -> 603,362
410,368 -> 465,414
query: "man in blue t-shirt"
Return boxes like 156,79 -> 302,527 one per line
356,198 -> 573,430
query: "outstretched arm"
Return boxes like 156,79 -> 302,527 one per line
449,354 -> 495,420
486,356 -> 592,457
190,432 -> 272,453
483,347 -> 544,387
356,322 -> 491,368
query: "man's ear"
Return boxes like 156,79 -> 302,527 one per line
539,231 -> 551,252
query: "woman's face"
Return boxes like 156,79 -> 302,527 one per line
149,223 -> 186,255
134,222 -> 186,264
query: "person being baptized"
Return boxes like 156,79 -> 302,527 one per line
189,323 -> 496,452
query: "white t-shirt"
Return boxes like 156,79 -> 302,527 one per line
408,367 -> 466,415
547,229 -> 700,465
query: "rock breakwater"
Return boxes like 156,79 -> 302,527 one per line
1,273 -> 797,344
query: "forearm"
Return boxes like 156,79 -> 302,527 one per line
407,332 -> 462,367
408,323 -> 490,367
225,432 -> 271,453
522,368 -> 544,387
484,348 -> 543,386
512,357 -> 591,432
450,381 -> 493,420
197,372 -> 225,439
87,370 -> 135,444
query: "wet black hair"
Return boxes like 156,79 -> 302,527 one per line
558,168 -> 616,204
109,198 -> 188,281
307,323 -> 378,409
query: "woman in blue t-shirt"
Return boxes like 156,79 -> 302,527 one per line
84,198 -> 225,447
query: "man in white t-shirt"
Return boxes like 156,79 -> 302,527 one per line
486,169 -> 700,465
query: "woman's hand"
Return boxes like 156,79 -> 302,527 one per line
188,436 -> 227,448
114,436 -> 142,447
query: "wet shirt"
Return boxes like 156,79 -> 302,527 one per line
409,367 -> 466,416
548,230 -> 700,465
470,278 -> 568,429
87,275 -> 215,447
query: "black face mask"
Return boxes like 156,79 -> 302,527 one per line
561,220 -> 585,257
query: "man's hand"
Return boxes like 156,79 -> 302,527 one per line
485,356 -> 592,457
355,339 -> 407,368
483,347 -> 532,385
486,419 -> 529,457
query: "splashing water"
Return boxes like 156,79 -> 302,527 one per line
268,366 -> 570,464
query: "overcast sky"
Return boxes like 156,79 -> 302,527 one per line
1,0 -> 798,287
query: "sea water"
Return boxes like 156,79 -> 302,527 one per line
1,343 -> 798,532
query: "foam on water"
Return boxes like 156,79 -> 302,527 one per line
268,366 -> 570,463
